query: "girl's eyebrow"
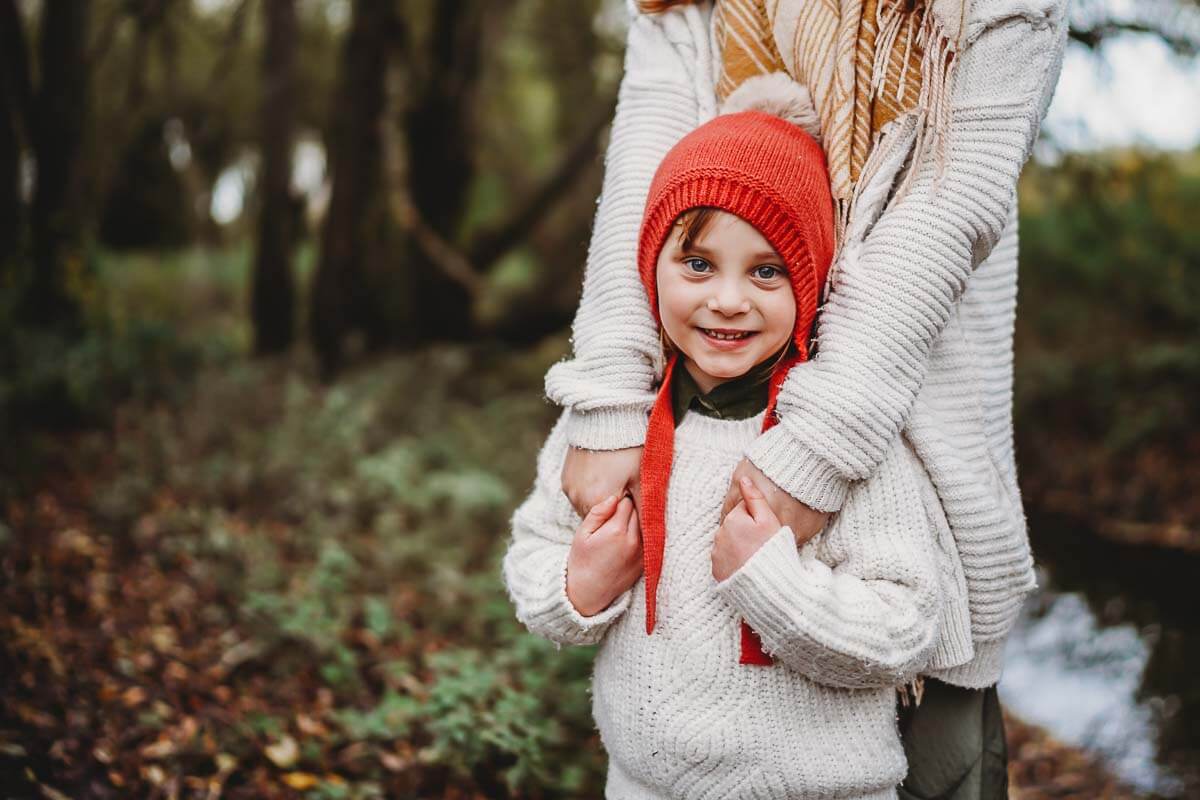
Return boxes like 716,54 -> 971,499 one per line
681,242 -> 783,263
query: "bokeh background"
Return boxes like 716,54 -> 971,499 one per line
1,0 -> 1197,797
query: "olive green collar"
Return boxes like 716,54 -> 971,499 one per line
670,355 -> 775,426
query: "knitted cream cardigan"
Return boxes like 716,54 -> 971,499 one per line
503,409 -> 972,799
544,0 -> 1069,686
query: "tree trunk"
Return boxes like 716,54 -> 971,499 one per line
251,0 -> 297,354
309,0 -> 393,375
401,0 -> 489,341
0,74 -> 20,270
0,0 -> 31,274
26,0 -> 89,331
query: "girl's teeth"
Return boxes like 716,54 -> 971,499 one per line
705,329 -> 751,340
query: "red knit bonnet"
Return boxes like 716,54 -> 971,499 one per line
636,109 -> 835,664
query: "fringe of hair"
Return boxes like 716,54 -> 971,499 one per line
675,207 -> 720,251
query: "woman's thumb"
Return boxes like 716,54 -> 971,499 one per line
738,476 -> 772,522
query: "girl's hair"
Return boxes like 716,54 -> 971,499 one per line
675,206 -> 719,251
636,0 -> 700,13
657,207 -> 796,383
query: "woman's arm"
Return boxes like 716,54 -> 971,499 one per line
543,0 -> 714,451
715,440 -> 943,689
502,415 -> 635,647
747,2 -> 1070,512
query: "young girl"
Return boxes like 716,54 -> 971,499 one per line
503,107 -> 970,799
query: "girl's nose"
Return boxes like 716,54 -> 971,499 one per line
707,289 -> 751,316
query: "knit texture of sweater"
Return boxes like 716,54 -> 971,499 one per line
502,408 -> 975,799
543,0 -> 1069,686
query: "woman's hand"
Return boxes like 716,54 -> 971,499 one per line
712,476 -> 784,582
721,458 -> 828,546
562,445 -> 644,518
566,494 -> 644,617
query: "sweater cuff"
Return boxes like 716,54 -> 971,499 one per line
928,637 -> 1007,690
747,424 -> 850,513
564,406 -> 650,451
712,525 -> 805,637
542,549 -> 633,644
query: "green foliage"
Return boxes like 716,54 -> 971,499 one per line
334,689 -> 419,741
0,247 -> 247,501
1016,150 -> 1200,449
62,322 -> 606,795
1013,149 -> 1200,527
420,647 -> 575,794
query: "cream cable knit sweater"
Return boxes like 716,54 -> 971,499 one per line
544,0 -> 1069,684
503,409 -> 973,799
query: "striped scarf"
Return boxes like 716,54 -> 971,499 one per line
713,0 -> 967,242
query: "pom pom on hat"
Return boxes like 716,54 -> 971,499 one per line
718,72 -> 822,145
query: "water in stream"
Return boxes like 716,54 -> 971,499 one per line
1000,513 -> 1200,797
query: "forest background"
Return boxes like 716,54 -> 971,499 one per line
1,0 -> 1198,798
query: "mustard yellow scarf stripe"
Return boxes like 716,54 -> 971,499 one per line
715,0 -> 962,231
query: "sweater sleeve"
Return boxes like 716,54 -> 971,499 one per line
543,0 -> 713,451
714,438 -> 942,689
747,2 -> 1069,512
501,414 -> 634,647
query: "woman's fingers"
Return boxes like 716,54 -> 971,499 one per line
625,504 -> 643,563
609,495 -> 635,533
625,502 -> 641,539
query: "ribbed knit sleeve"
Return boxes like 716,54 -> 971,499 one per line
502,415 -> 634,647
543,1 -> 715,451
747,2 -> 1069,512
714,439 -> 942,689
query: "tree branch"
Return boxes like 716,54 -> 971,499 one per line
467,93 -> 617,269
395,194 -> 485,298
206,0 -> 254,93
1069,18 -> 1199,56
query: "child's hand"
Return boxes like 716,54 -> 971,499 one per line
721,459 -> 828,547
712,476 -> 784,582
566,494 -> 644,617
561,446 -> 644,520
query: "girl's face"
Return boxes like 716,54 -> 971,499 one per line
656,210 -> 796,394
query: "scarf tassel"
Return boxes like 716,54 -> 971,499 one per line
830,0 -> 962,248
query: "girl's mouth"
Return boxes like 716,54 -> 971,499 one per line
698,327 -> 757,348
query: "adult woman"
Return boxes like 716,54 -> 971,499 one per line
547,1 -> 1067,797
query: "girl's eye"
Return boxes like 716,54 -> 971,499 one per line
684,257 -> 711,274
754,265 -> 784,280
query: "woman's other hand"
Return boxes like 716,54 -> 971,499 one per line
562,445 -> 644,518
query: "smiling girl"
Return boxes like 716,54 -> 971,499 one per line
655,207 -> 797,393
503,104 -> 971,799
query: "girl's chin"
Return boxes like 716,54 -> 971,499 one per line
689,353 -> 760,379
